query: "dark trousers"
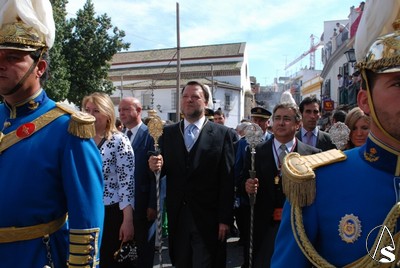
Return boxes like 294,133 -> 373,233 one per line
100,203 -> 131,268
238,205 -> 250,268
171,205 -> 223,268
253,221 -> 280,268
235,205 -> 245,242
239,204 -> 280,268
134,217 -> 155,268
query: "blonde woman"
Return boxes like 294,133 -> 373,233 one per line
82,93 -> 135,267
345,107 -> 370,149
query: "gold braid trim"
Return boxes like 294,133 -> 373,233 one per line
0,105 -> 95,154
0,36 -> 45,48
356,55 -> 400,73
0,107 -> 66,154
68,228 -> 100,268
291,202 -> 400,268
291,205 -> 335,268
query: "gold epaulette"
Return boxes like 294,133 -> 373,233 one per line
282,149 -> 347,207
56,103 -> 95,139
68,228 -> 100,268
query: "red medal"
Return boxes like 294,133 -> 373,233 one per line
16,123 -> 36,138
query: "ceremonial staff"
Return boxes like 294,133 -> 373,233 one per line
244,123 -> 263,268
147,114 -> 164,268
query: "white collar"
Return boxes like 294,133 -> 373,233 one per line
184,116 -> 206,130
274,138 -> 296,152
126,122 -> 142,137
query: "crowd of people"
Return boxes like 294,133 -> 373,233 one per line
53,83 -> 372,268
337,70 -> 362,107
2,0 -> 400,267
272,0 -> 400,267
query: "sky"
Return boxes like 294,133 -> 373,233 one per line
66,0 -> 355,86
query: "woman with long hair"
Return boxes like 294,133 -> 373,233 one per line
82,92 -> 135,267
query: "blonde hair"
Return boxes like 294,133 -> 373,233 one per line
81,92 -> 118,139
345,107 -> 370,148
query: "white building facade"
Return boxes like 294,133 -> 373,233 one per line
108,42 -> 251,128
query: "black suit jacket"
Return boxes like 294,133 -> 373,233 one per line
296,129 -> 336,151
242,138 -> 321,253
159,120 -> 235,261
128,124 -> 156,218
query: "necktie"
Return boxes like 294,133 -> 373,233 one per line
279,144 -> 288,164
126,130 -> 133,140
184,124 -> 197,151
305,131 -> 313,146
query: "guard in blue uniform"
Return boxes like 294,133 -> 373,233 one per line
0,0 -> 104,267
272,0 -> 400,267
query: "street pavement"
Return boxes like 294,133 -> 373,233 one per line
153,237 -> 244,268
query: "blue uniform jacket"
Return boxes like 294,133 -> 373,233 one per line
0,90 -> 104,267
272,134 -> 400,267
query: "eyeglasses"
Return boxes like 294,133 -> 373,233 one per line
273,116 -> 295,123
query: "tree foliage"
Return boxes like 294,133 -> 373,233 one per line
46,0 -> 71,101
48,0 -> 130,106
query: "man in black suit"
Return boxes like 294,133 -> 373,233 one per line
119,97 -> 156,268
148,80 -> 235,268
296,96 -> 336,151
244,102 -> 321,267
234,107 -> 272,258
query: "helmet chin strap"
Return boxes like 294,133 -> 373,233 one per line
361,69 -> 400,147
4,48 -> 46,97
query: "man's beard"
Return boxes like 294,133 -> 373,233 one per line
375,108 -> 400,141
185,108 -> 202,119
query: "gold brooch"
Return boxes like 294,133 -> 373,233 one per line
364,147 -> 379,162
338,214 -> 362,243
28,100 -> 39,110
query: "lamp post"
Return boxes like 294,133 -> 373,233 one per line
344,48 -> 356,67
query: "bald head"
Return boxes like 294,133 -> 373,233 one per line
118,97 -> 142,128
121,97 -> 141,108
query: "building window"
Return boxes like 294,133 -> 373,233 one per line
343,63 -> 349,76
323,79 -> 331,99
224,94 -> 232,111
171,90 -> 176,110
142,93 -> 151,110
338,66 -> 343,76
